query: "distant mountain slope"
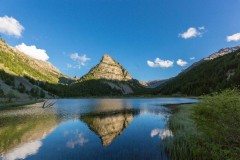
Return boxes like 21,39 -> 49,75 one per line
0,39 -> 65,84
158,46 -> 240,96
146,79 -> 168,88
71,54 -> 148,96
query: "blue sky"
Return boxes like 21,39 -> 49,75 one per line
0,0 -> 240,81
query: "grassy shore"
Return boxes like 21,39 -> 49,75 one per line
164,89 -> 240,160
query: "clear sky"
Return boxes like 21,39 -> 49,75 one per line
0,0 -> 240,81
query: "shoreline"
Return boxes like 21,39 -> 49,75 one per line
0,99 -> 44,110
0,96 -> 198,111
51,95 -> 199,99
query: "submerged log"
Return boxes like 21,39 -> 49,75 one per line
42,100 -> 56,108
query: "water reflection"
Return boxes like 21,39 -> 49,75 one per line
151,128 -> 173,140
80,109 -> 138,146
65,130 -> 89,148
3,137 -> 42,160
0,113 -> 58,160
0,98 -> 197,160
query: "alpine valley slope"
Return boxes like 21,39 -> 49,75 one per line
157,45 -> 240,96
0,39 -> 70,102
0,40 -> 66,84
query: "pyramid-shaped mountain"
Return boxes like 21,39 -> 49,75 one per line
81,54 -> 132,81
69,54 -> 148,96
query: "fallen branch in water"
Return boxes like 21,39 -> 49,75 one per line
42,100 -> 56,108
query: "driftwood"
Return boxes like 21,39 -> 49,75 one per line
42,100 -> 56,108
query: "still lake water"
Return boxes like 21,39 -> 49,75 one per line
0,98 -> 197,160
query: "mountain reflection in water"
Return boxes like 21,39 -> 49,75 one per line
0,98 -> 197,160
80,109 -> 138,146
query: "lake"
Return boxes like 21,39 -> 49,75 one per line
0,98 -> 197,160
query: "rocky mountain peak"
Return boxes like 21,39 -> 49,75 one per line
100,54 -> 116,65
102,54 -> 111,60
204,45 -> 240,60
81,54 -> 132,81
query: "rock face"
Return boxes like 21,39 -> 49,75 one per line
103,81 -> 134,94
81,111 -> 133,146
81,54 -> 132,81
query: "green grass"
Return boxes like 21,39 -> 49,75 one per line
164,89 -> 240,160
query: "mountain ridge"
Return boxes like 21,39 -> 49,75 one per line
182,45 -> 240,74
0,39 -> 67,103
157,45 -> 240,96
0,39 -> 65,84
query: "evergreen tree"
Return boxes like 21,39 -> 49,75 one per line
17,83 -> 26,93
40,90 -> 46,98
